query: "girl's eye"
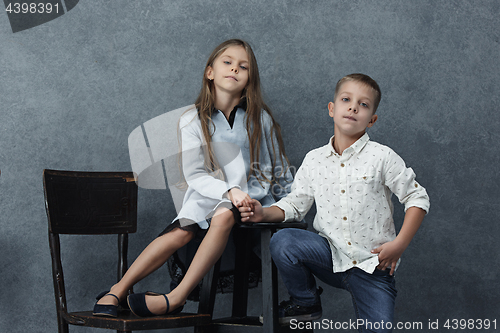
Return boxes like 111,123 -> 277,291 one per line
224,61 -> 231,65
240,65 -> 248,70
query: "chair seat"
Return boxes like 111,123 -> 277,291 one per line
63,310 -> 211,331
237,222 -> 307,229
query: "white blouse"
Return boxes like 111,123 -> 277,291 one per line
174,106 -> 293,229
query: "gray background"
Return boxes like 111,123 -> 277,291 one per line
1,1 -> 499,332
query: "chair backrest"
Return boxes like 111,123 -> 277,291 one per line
44,169 -> 138,235
44,169 -> 138,330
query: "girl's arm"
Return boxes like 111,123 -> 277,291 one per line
180,114 -> 239,201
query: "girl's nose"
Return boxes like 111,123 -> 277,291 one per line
232,66 -> 238,73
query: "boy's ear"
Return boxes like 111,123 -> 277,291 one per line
367,114 -> 378,128
328,102 -> 335,118
206,66 -> 214,80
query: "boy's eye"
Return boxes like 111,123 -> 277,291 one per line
360,102 -> 369,108
342,97 -> 349,102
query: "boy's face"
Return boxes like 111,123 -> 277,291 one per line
328,80 -> 378,139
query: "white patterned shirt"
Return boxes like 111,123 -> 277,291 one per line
273,133 -> 430,273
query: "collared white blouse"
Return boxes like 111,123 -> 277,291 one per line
175,106 -> 293,229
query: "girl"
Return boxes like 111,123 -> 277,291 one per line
93,39 -> 292,317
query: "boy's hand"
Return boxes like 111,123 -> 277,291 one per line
228,188 -> 252,207
238,199 -> 264,223
371,239 -> 407,276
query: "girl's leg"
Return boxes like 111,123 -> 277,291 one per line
144,207 -> 235,314
96,227 -> 195,305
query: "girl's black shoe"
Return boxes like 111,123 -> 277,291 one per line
92,291 -> 120,317
127,292 -> 184,317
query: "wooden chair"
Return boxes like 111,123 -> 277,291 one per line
44,169 -> 213,333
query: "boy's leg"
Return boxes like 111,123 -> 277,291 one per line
270,228 -> 341,323
343,268 -> 397,333
270,228 -> 397,332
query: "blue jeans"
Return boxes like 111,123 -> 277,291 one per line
270,228 -> 397,333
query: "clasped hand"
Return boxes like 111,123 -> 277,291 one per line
238,199 -> 263,223
227,188 -> 252,208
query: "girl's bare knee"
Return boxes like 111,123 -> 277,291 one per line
210,208 -> 235,230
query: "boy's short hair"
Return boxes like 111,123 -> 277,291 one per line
334,73 -> 382,113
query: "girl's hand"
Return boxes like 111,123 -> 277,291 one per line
371,239 -> 407,276
238,199 -> 264,223
228,188 -> 252,207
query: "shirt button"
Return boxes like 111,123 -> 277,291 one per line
341,189 -> 345,194
340,163 -> 345,167
343,216 -> 347,221
352,260 -> 357,265
415,183 -> 418,188
347,242 -> 352,245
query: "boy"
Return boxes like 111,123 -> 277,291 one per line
239,74 -> 429,332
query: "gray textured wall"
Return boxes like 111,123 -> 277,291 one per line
1,1 -> 499,332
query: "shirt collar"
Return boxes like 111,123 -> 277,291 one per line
325,132 -> 370,157
212,97 -> 247,114
212,98 -> 247,129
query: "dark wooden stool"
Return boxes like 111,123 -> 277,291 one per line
207,222 -> 309,333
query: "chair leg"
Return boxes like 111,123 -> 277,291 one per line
57,318 -> 69,333
261,228 -> 279,333
196,258 -> 221,333
231,227 -> 251,318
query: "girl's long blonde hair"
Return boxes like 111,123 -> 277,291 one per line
195,39 -> 289,187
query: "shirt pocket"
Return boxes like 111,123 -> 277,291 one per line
351,166 -> 381,184
349,168 -> 383,195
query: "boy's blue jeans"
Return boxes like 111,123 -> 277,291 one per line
270,228 -> 397,333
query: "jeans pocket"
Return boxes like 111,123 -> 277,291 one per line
373,268 -> 391,276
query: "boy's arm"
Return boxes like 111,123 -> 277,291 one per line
371,206 -> 426,275
239,199 -> 285,223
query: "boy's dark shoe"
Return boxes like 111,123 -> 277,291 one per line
278,299 -> 322,325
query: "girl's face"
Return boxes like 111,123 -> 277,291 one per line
206,45 -> 249,97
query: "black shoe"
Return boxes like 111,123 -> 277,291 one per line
93,291 -> 120,317
127,292 -> 184,317
278,299 -> 322,325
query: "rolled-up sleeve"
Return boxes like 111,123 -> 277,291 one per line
384,149 -> 430,214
